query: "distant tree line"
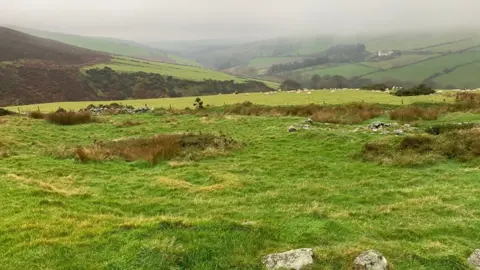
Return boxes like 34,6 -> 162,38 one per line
278,73 -> 435,91
85,67 -> 273,99
267,43 -> 368,74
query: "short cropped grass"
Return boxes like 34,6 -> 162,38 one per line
1,97 -> 480,269
10,89 -> 461,113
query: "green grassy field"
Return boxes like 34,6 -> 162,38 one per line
364,51 -> 480,84
2,95 -> 480,269
363,32 -> 476,52
362,54 -> 439,70
426,37 -> 480,53
87,57 -> 278,88
435,62 -> 480,89
295,64 -> 378,78
11,90 -> 457,112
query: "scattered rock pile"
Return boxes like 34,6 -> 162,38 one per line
287,119 -> 314,132
262,248 -> 480,269
80,103 -> 152,114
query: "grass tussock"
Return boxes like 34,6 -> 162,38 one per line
224,102 -> 383,124
311,103 -> 383,124
455,92 -> 480,104
46,111 -> 95,125
71,133 -> 238,165
29,111 -> 46,119
425,122 -> 476,135
360,128 -> 480,165
389,106 -> 441,122
114,120 -> 143,128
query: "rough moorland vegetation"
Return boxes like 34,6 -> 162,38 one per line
1,91 -> 480,269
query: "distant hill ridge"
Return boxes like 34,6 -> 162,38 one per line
0,26 -> 110,65
8,25 -> 200,66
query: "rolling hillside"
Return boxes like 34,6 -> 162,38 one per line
9,26 -> 200,66
0,26 -> 109,65
0,27 -> 276,106
363,51 -> 480,87
88,57 -> 279,88
156,30 -> 480,88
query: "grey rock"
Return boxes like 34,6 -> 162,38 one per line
302,125 -> 311,130
371,128 -> 379,132
468,249 -> 480,269
394,129 -> 403,135
262,248 -> 314,270
305,118 -> 314,125
288,126 -> 297,132
371,122 -> 384,129
354,250 -> 388,270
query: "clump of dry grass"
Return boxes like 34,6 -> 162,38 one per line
360,128 -> 480,166
70,133 -> 238,165
29,111 -> 46,119
455,92 -> 480,104
389,106 -> 441,122
311,103 -> 383,124
224,102 -> 383,124
46,111 -> 95,125
114,120 -> 143,128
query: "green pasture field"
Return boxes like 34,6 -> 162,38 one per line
363,33 -> 475,52
435,62 -> 480,89
294,64 -> 377,78
362,54 -> 439,70
1,99 -> 480,269
86,57 -> 278,88
10,90 -> 458,113
426,37 -> 480,53
364,51 -> 480,84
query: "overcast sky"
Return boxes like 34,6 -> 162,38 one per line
1,0 -> 479,41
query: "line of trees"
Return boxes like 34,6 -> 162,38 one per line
268,43 -> 368,74
85,67 -> 274,99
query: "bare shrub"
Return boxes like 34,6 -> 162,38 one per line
29,111 -> 45,119
389,106 -> 440,122
46,111 -> 95,125
312,103 -> 383,124
224,102 -> 383,124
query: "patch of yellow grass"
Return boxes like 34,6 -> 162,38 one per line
167,161 -> 191,167
156,177 -> 193,189
6,173 -> 90,197
154,172 -> 241,192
